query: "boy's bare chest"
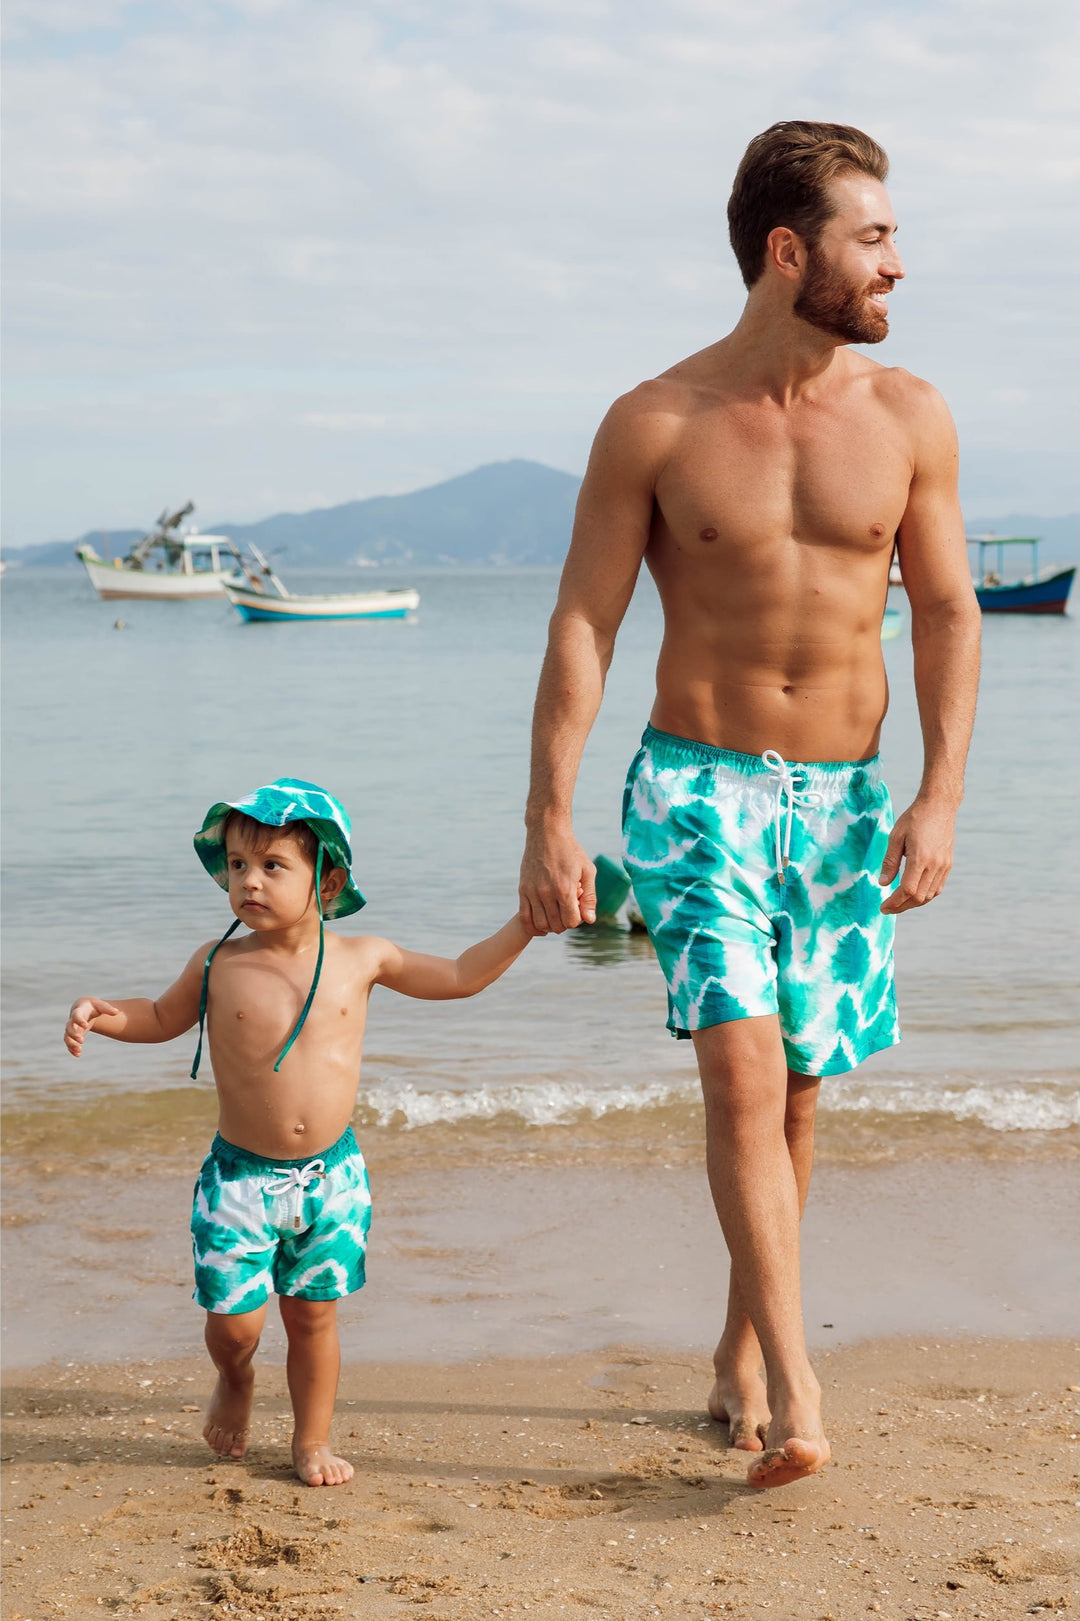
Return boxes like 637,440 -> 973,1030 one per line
209,952 -> 369,1047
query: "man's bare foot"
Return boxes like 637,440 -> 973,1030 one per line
707,1369 -> 770,1451
203,1374 -> 253,1459
746,1402 -> 830,1489
292,1441 -> 354,1487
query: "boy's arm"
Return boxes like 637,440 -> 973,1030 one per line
372,917 -> 531,1001
64,942 -> 211,1056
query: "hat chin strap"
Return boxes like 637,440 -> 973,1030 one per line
273,843 -> 324,1072
189,846 -> 326,1081
190,919 -> 241,1080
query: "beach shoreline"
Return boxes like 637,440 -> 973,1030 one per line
3,1336 -> 1077,1621
3,1150 -> 1077,1370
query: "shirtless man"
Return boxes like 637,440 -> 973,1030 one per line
517,121 -> 981,1488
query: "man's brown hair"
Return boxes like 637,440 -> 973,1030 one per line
727,121 -> 889,290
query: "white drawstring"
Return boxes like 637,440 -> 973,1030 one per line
761,750 -> 823,883
265,1159 -> 326,1232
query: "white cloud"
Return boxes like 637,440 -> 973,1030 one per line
3,0 -> 1078,541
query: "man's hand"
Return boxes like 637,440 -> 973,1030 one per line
519,829 -> 597,935
64,997 -> 120,1056
878,800 -> 956,914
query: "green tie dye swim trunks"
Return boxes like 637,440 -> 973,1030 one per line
191,1126 -> 371,1315
622,726 -> 900,1076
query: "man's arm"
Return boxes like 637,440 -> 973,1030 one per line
64,944 -> 209,1055
881,383 -> 981,915
372,916 -> 530,999
519,389 -> 671,935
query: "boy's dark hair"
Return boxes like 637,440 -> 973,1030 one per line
727,120 -> 890,290
224,809 -> 320,865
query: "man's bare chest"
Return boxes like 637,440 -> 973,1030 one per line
655,406 -> 913,554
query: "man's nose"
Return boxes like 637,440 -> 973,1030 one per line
883,246 -> 905,281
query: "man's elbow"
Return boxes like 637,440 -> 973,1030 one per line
912,590 -> 981,641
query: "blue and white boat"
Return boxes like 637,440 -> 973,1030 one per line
223,544 -> 419,622
967,534 -> 1075,615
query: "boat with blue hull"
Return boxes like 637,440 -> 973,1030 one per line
967,534 -> 1075,614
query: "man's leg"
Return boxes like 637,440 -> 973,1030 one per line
203,1302 -> 267,1459
708,1067 -> 821,1448
694,1015 -> 829,1487
278,1295 -> 354,1487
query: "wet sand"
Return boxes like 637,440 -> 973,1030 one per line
2,1153 -> 1077,1367
3,1338 -> 1078,1620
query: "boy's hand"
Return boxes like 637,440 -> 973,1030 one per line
65,997 -> 120,1056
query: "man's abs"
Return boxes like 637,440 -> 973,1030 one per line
645,522 -> 894,763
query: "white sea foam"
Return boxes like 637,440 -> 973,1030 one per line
356,1075 -> 1078,1133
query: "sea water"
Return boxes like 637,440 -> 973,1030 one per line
2,564 -> 1077,1162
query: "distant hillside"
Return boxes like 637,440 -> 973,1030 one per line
5,466 -> 1077,568
3,460 -> 582,568
224,459 -> 581,565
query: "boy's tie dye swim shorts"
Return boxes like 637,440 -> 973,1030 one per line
191,1126 -> 371,1315
622,726 -> 900,1076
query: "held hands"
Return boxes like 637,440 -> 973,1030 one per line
64,997 -> 119,1056
878,800 -> 956,914
519,828 -> 597,935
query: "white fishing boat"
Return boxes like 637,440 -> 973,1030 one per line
223,544 -> 418,622
76,503 -> 241,600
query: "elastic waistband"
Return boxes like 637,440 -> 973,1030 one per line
209,1124 -> 359,1179
640,726 -> 881,787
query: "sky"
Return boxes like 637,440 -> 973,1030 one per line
3,0 -> 1078,545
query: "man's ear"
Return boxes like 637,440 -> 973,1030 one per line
765,225 -> 807,282
320,865 -> 347,902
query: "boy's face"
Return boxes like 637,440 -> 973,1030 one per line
224,830 -> 343,930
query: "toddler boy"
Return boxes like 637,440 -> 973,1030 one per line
65,778 -> 530,1487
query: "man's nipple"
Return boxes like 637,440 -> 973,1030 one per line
236,1011 -> 245,1020
870,523 -> 886,538
699,527 -> 718,542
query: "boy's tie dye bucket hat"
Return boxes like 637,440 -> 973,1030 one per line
190,778 -> 366,1078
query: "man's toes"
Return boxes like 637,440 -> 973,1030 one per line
746,1437 -> 828,1489
728,1416 -> 766,1452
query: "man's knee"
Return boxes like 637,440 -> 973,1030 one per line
784,1073 -> 821,1137
695,1017 -> 790,1133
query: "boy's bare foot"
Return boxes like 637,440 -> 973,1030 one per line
292,1441 -> 354,1487
746,1398 -> 830,1488
707,1368 -> 770,1451
203,1374 -> 253,1459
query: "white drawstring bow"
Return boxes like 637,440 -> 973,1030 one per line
265,1159 -> 326,1232
761,750 -> 823,883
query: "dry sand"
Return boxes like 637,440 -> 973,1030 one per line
3,1337 -> 1077,1621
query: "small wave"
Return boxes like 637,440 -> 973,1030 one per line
355,1075 -> 1078,1134
825,1079 -> 1079,1134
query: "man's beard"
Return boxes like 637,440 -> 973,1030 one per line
794,249 -> 892,344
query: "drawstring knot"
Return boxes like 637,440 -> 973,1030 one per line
265,1159 -> 326,1231
761,750 -> 823,883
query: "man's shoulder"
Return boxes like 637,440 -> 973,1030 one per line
859,357 -> 951,421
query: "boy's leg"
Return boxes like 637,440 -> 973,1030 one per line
203,1302 -> 267,1459
278,1295 -> 353,1487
